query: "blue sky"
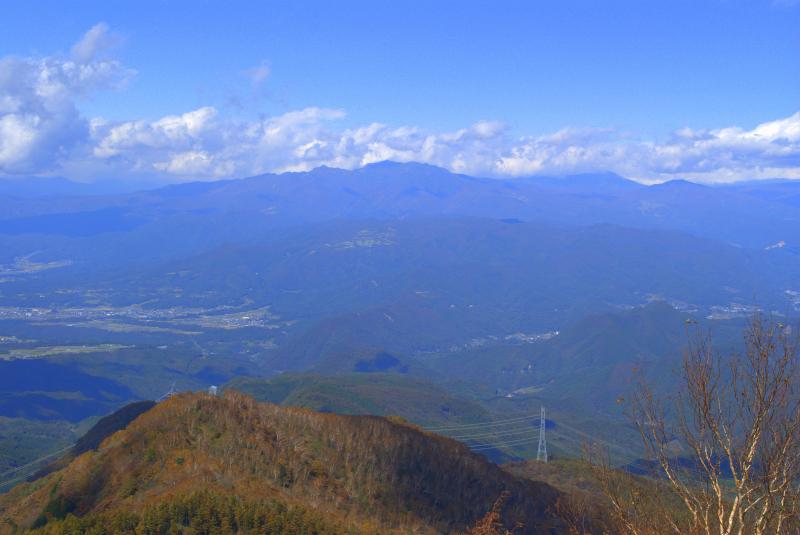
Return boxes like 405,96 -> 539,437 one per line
0,0 -> 798,183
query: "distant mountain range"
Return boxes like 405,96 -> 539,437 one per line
0,176 -> 160,198
3,163 -> 800,247
0,162 -> 798,481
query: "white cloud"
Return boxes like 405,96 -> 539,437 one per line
71,22 -> 116,64
93,107 -> 218,159
82,105 -> 800,183
2,26 -> 800,184
0,24 -> 133,174
154,150 -> 235,177
488,116 -> 800,183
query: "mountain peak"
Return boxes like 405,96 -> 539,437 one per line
362,160 -> 441,170
652,178 -> 708,190
360,160 -> 454,176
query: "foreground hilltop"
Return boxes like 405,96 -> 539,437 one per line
0,393 -> 564,534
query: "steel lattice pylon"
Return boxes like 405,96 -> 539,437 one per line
536,406 -> 548,462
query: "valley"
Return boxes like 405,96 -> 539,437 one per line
2,5 -> 800,531
2,164 -> 796,495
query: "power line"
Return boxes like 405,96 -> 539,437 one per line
0,443 -> 74,481
425,414 -> 538,431
157,382 -> 177,402
448,427 -> 539,441
0,444 -> 73,478
446,424 -> 540,441
471,435 -> 544,451
0,473 -> 32,490
458,412 -> 545,454
547,418 -> 634,456
424,414 -> 539,432
426,409 -> 636,460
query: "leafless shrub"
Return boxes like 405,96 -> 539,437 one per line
591,314 -> 800,534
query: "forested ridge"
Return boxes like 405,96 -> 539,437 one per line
0,393 -> 563,534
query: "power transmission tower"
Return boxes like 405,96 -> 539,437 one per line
536,406 -> 548,462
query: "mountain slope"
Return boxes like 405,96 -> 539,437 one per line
227,373 -> 493,428
102,218 -> 798,328
0,392 -> 564,534
419,302 -> 717,411
24,401 -> 158,486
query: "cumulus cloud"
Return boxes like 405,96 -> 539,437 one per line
91,107 -> 238,177
2,26 -> 800,183
83,105 -> 800,183
0,24 -> 134,174
93,107 -> 218,158
464,116 -> 800,183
